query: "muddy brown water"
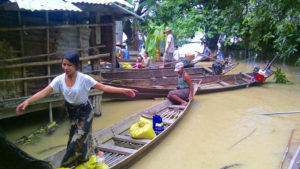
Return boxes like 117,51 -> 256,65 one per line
1,61 -> 300,169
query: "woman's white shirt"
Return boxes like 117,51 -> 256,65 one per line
50,72 -> 97,105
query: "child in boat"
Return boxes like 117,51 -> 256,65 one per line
142,51 -> 151,68
133,56 -> 143,69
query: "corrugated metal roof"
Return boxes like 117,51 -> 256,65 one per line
66,0 -> 133,8
112,3 -> 143,20
9,0 -> 82,11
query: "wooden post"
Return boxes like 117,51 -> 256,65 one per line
93,12 -> 101,72
46,11 -> 53,123
18,11 -> 27,96
93,94 -> 102,117
49,101 -> 53,122
46,11 -> 50,82
78,27 -> 83,72
112,16 -> 116,72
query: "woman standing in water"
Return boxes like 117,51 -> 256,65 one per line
16,52 -> 137,167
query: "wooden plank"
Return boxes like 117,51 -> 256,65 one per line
241,78 -> 249,82
0,53 -> 110,69
142,111 -> 157,119
152,85 -> 164,88
202,66 -> 213,73
0,70 -> 101,82
113,135 -> 151,145
168,105 -> 186,110
163,119 -> 174,125
240,72 -> 252,79
98,144 -> 137,155
219,81 -> 231,86
0,23 -> 113,32
0,45 -> 106,62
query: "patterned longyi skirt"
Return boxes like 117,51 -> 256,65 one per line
61,101 -> 95,167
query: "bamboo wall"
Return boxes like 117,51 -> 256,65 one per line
0,10 -> 114,101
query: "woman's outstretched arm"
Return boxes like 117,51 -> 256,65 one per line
93,82 -> 138,98
16,85 -> 53,115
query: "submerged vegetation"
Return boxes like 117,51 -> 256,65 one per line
126,0 -> 299,63
15,121 -> 57,145
273,69 -> 291,84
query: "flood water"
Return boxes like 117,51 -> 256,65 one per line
1,60 -> 300,169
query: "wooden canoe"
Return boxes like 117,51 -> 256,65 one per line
44,83 -> 200,169
288,146 -> 300,169
100,63 -> 238,81
102,69 -> 273,100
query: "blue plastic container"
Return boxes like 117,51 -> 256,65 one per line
153,115 -> 164,135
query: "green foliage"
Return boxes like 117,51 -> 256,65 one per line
133,0 -> 300,62
296,57 -> 300,66
273,69 -> 290,84
145,26 -> 165,62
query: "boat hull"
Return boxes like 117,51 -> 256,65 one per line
103,72 -> 270,100
44,83 -> 200,168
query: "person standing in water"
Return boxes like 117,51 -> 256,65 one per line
16,52 -> 138,167
168,62 -> 194,106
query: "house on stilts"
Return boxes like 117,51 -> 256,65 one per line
0,0 -> 140,121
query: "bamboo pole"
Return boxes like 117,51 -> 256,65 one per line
229,128 -> 257,149
0,23 -> 113,32
79,27 -> 83,72
46,11 -> 50,84
46,11 -> 53,123
112,17 -> 116,72
260,111 -> 300,116
18,11 -> 27,96
0,70 -> 101,82
1,45 -> 106,62
0,53 -> 110,69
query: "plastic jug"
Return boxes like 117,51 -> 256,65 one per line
153,115 -> 164,135
95,151 -> 109,169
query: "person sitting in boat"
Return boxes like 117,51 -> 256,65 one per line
168,62 -> 194,106
142,51 -> 151,68
177,52 -> 195,68
16,52 -> 138,168
211,57 -> 230,75
133,56 -> 143,69
121,43 -> 130,59
202,43 -> 213,57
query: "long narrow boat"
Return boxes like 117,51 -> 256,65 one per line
44,83 -> 200,169
102,54 -> 279,100
103,54 -> 211,72
100,63 -> 238,81
288,146 -> 300,169
102,68 -> 273,100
